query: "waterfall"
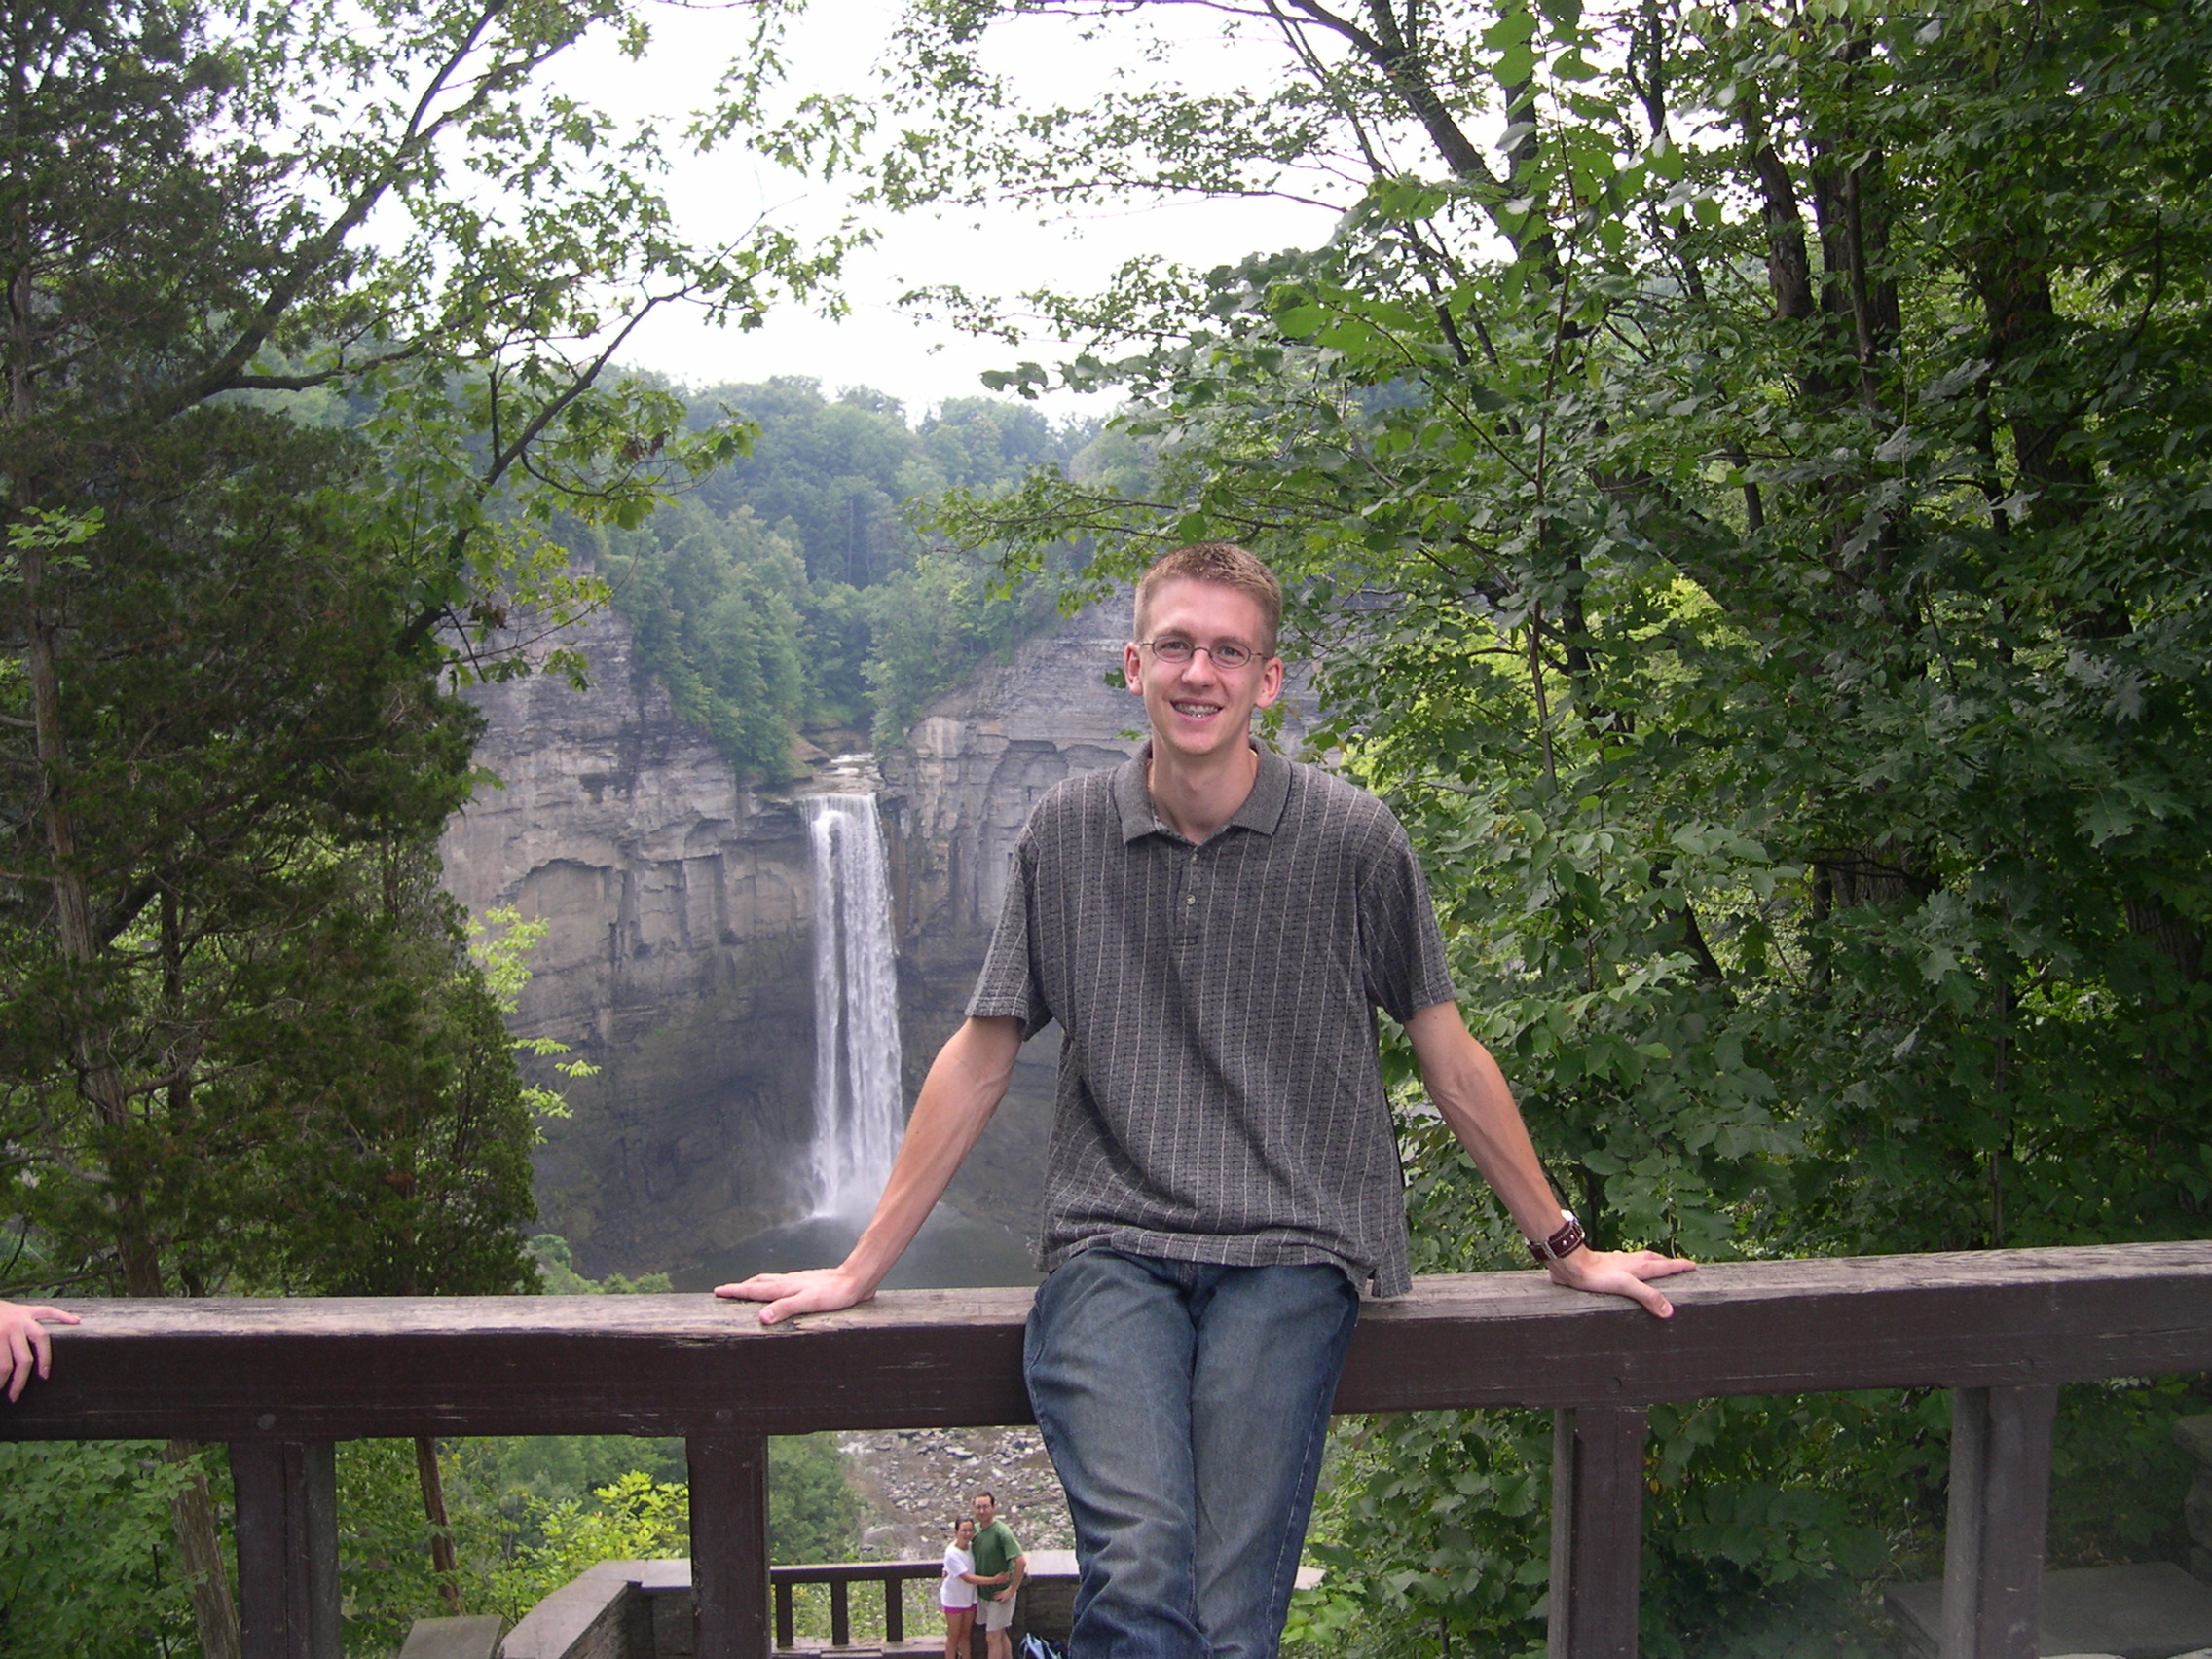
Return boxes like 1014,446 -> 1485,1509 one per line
804,792 -> 905,1217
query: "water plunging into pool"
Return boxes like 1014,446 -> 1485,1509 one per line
803,792 -> 904,1218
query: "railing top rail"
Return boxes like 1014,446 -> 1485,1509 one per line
768,1562 -> 942,1584
7,1241 -> 2210,1442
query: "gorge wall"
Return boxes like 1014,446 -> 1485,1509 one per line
440,604 -> 822,1273
443,596 -> 1309,1275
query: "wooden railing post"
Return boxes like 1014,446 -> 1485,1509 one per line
229,1441 -> 340,1659
1547,1406 -> 1646,1659
689,1432 -> 770,1659
1940,1384 -> 2057,1659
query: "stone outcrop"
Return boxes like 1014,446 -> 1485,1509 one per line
444,593 -> 1310,1275
440,605 -> 820,1273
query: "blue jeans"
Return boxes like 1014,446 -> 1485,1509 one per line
1022,1248 -> 1361,1659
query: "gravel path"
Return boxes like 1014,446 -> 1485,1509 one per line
837,1425 -> 1076,1561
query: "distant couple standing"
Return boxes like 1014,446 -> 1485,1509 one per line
940,1490 -> 1024,1659
720,543 -> 1691,1659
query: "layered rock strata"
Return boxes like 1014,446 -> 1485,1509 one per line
444,594 -> 1309,1275
440,605 -> 820,1273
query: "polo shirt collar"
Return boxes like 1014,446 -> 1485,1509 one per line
1115,741 -> 1292,844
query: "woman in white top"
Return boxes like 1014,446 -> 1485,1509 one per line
940,1515 -> 979,1659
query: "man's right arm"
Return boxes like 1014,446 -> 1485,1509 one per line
714,1015 -> 1023,1324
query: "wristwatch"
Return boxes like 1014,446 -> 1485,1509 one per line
1526,1209 -> 1587,1265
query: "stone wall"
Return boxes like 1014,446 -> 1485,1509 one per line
443,592 -> 1310,1275
880,603 -> 1147,1237
440,605 -> 820,1275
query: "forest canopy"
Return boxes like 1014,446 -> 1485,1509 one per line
4,0 -> 2210,1654
887,0 -> 2212,1649
584,378 -> 1105,776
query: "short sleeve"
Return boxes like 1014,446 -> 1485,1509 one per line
1359,817 -> 1457,1022
965,839 -> 1053,1038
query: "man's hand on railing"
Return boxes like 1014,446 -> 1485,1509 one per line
1545,1247 -> 1698,1319
0,1301 -> 79,1401
714,1268 -> 873,1327
718,1018 -> 1024,1328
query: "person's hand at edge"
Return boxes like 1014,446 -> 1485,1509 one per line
714,1267 -> 872,1327
1545,1247 -> 1698,1318
0,1302 -> 80,1402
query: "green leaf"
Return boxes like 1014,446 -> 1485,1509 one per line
1483,8 -> 1539,49
1496,40 -> 1538,85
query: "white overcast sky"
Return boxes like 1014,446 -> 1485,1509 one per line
562,1 -> 1348,421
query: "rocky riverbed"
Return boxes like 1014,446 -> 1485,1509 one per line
837,1425 -> 1075,1562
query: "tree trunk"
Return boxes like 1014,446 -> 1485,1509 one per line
165,1441 -> 244,1659
416,1434 -> 463,1615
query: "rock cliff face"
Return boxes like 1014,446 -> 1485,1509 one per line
880,604 -> 1148,1235
443,594 -> 1309,1275
440,605 -> 820,1274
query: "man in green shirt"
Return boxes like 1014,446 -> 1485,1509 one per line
968,1490 -> 1025,1659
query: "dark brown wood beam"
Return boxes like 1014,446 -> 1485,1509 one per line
3,1244 -> 2207,1443
1940,1385 -> 2057,1659
688,1432 -> 770,1659
231,1441 -> 340,1659
1547,1407 -> 1646,1659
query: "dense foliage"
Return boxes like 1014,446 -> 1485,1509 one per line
331,1428 -> 857,1655
890,0 -> 2212,1649
0,0 -> 844,1647
9,0 -> 2210,1649
587,379 -> 1102,776
0,1440 -> 203,1658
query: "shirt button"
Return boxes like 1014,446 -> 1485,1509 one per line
1185,894 -> 1197,905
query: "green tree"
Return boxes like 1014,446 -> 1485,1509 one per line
0,0 -> 846,1649
888,0 -> 2212,1647
863,540 -> 1066,746
646,377 -> 1095,741
0,1440 -> 201,1657
768,1435 -> 864,1567
599,500 -> 811,781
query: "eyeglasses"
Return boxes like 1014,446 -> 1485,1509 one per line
1136,638 -> 1266,670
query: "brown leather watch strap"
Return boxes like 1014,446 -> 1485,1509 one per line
1527,1210 -> 1587,1264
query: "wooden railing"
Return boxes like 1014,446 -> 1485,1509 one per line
769,1561 -> 939,1651
8,1241 -> 2212,1659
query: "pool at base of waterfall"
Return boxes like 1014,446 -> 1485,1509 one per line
668,1203 -> 1041,1293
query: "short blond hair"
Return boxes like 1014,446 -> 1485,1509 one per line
1132,542 -> 1282,653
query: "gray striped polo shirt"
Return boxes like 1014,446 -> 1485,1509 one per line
965,742 -> 1456,1297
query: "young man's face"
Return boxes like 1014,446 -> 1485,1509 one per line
972,1493 -> 994,1527
1124,578 -> 1283,766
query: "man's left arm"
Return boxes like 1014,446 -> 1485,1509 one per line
999,1550 -> 1026,1604
1404,1002 -> 1696,1317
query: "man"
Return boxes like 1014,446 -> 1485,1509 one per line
720,543 -> 1692,1659
968,1489 -> 1025,1659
